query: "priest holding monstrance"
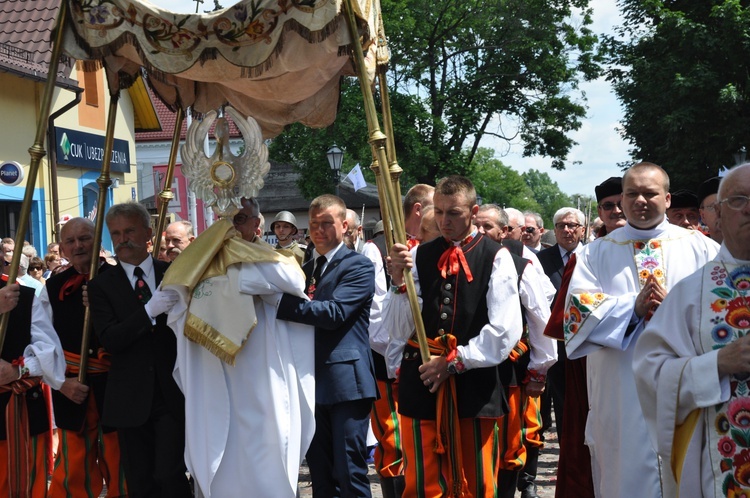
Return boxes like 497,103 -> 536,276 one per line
156,108 -> 315,498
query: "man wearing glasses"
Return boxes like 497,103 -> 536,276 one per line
635,163 -> 750,496
562,162 -> 719,496
522,212 -> 545,253
595,176 -> 627,237
232,197 -> 263,243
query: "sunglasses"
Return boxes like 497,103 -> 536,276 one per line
29,266 -> 43,271
599,201 -> 622,211
523,226 -> 537,234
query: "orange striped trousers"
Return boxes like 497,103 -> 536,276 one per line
401,415 -> 500,497
0,434 -> 48,498
48,394 -> 126,498
499,385 -> 543,471
370,379 -> 403,478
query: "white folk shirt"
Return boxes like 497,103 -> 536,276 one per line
383,242 -> 523,376
562,218 -> 719,497
165,260 -> 315,498
635,245 -> 750,497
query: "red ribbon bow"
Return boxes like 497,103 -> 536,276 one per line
437,244 -> 473,283
58,273 -> 87,301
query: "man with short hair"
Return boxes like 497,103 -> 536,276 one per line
88,202 -> 191,497
634,163 -> 750,496
42,218 -> 126,498
403,184 -> 435,242
385,176 -> 523,497
504,208 -> 526,242
232,197 -> 262,243
543,177 -> 622,498
562,162 -> 719,496
522,212 -> 545,252
417,205 -> 440,243
698,176 -> 722,243
277,194 -> 377,497
595,176 -> 627,237
477,205 -> 556,498
345,209 -> 365,253
164,220 -> 195,262
667,189 -> 702,230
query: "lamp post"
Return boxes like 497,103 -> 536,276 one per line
326,145 -> 344,197
734,147 -> 747,167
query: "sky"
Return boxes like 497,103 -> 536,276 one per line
149,0 -> 630,198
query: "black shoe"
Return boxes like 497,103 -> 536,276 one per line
520,483 -> 540,498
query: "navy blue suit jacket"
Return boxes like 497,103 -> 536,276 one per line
277,245 -> 378,405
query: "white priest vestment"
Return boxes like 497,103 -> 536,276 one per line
166,261 -> 315,498
562,219 -> 719,497
635,245 -> 750,497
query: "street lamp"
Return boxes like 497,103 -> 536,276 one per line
326,145 -> 344,196
734,147 -> 747,167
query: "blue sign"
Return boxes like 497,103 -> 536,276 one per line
55,127 -> 131,173
0,161 -> 24,186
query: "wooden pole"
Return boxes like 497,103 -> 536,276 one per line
78,90 -> 119,383
342,0 -> 430,364
0,0 -> 69,351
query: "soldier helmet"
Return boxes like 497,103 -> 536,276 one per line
270,211 -> 298,234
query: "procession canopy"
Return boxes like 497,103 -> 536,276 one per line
62,0 -> 380,137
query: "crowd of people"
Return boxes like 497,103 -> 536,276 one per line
0,160 -> 746,497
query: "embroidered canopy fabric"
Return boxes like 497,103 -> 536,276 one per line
62,0 -> 381,137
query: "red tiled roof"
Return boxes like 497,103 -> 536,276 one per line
136,82 -> 242,142
0,0 -> 77,89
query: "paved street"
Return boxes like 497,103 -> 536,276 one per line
298,423 -> 559,497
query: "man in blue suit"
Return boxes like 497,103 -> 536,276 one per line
277,194 -> 377,497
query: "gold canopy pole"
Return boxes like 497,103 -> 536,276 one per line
369,156 -> 393,248
343,0 -> 430,364
0,1 -> 69,351
79,90 -> 119,383
375,21 -> 405,234
153,107 -> 185,247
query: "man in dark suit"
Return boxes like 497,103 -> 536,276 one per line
88,202 -> 191,498
277,194 -> 377,497
536,206 -> 586,441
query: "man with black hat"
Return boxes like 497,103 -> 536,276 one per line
594,176 -> 627,237
667,189 -> 702,230
698,176 -> 722,243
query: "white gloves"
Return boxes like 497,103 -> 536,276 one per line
144,288 -> 180,318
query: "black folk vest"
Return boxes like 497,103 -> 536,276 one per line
398,234 -> 509,420
0,286 -> 48,439
45,266 -> 111,432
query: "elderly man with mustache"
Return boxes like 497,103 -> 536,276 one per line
88,202 -> 191,498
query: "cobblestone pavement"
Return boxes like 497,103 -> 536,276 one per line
298,425 -> 559,497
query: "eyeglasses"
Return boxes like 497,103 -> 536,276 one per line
29,266 -> 43,271
523,226 -> 537,234
555,222 -> 582,231
599,201 -> 622,211
719,195 -> 750,211
233,213 -> 258,226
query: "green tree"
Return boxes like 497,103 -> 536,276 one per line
521,169 -> 573,224
269,0 -> 601,193
604,0 -> 750,189
472,149 -> 539,211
